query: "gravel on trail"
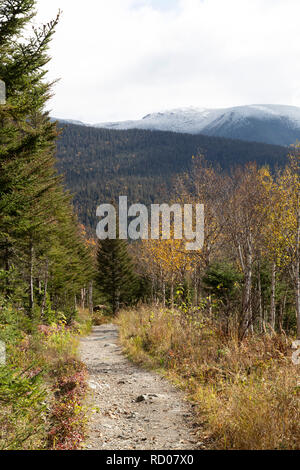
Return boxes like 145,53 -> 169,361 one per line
80,324 -> 199,450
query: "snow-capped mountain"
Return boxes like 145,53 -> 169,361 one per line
51,117 -> 87,127
93,104 -> 300,146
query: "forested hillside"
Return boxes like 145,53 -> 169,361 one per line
55,123 -> 288,231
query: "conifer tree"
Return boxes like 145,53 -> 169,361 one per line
0,0 -> 61,294
96,238 -> 139,315
0,0 -> 94,319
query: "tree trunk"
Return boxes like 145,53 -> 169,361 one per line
162,280 -> 166,308
194,268 -> 199,306
88,281 -> 93,315
29,240 -> 34,314
41,259 -> 49,317
170,276 -> 174,309
114,290 -> 120,315
81,287 -> 86,309
241,234 -> 253,338
151,276 -> 155,304
279,293 -> 286,333
206,295 -> 213,317
270,261 -> 276,331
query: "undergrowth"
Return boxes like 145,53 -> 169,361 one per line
118,306 -> 300,450
0,304 -> 91,450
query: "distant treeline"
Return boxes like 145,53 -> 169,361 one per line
55,124 -> 288,233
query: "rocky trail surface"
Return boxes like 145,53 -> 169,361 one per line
80,324 -> 199,450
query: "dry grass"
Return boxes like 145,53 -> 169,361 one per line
118,306 -> 300,450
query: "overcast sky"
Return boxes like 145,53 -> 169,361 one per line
35,0 -> 300,123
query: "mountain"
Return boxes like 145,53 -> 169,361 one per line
51,117 -> 87,126
55,123 -> 289,232
93,105 -> 300,147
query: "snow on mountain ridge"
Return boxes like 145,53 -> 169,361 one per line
54,104 -> 300,146
93,104 -> 300,134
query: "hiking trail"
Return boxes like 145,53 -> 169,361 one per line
80,324 -> 199,450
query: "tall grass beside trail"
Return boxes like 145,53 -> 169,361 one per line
118,306 -> 300,450
0,307 -> 92,450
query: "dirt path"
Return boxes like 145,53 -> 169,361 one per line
80,324 -> 198,450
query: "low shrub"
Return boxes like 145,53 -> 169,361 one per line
0,365 -> 47,450
0,301 -> 90,450
47,359 -> 88,450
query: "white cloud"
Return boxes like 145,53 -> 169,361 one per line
35,0 -> 300,122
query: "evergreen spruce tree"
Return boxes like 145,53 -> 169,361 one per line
96,238 -> 139,315
0,0 -> 94,319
